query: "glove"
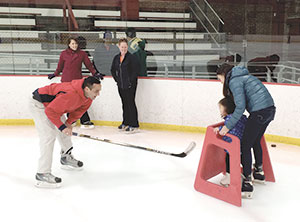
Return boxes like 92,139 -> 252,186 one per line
48,74 -> 56,80
94,73 -> 105,80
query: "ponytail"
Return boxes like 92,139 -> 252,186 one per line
216,63 -> 234,98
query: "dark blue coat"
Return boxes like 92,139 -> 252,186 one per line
220,114 -> 247,142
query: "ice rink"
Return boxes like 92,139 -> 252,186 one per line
0,125 -> 299,222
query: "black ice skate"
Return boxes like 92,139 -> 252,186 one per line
118,124 -> 128,131
125,126 -> 139,134
81,121 -> 95,129
253,165 -> 265,184
242,174 -> 253,199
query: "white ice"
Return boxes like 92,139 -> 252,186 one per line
0,125 -> 299,222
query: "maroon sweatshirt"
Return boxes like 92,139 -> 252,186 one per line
54,48 -> 97,82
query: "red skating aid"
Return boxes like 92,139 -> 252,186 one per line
194,122 -> 275,207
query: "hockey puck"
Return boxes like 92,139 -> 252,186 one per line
271,144 -> 276,147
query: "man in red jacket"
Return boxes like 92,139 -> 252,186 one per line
29,76 -> 101,188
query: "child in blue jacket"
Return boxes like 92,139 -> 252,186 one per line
214,97 -> 247,187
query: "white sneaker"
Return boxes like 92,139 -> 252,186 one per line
220,172 -> 230,187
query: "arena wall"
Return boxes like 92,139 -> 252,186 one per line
0,75 -> 299,145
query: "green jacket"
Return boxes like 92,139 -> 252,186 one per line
128,37 -> 147,76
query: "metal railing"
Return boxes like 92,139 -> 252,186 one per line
0,52 -> 216,78
275,64 -> 300,84
189,0 -> 225,47
1,52 -> 300,83
246,61 -> 300,84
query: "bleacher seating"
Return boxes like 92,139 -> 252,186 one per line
0,4 -> 226,78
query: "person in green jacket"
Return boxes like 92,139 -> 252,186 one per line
125,27 -> 147,76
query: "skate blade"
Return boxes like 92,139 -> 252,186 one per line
253,179 -> 266,184
242,191 -> 253,199
35,180 -> 61,189
80,125 -> 95,129
61,165 -> 83,171
125,129 -> 140,134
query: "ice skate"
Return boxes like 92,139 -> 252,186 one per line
80,121 -> 95,129
35,173 -> 62,188
220,172 -> 230,187
253,165 -> 265,184
242,174 -> 253,199
61,149 -> 83,170
118,124 -> 128,131
125,126 -> 139,134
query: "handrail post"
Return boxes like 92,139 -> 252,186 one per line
64,0 -> 79,31
29,57 -> 33,75
192,65 -> 196,79
164,64 -> 169,77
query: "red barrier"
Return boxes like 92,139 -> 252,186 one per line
194,122 -> 275,207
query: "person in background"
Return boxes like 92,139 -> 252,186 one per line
207,53 -> 242,78
48,37 -> 103,129
93,31 -> 119,76
125,27 -> 147,76
216,63 -> 276,199
214,97 -> 247,187
29,76 -> 101,188
247,54 -> 280,82
111,38 -> 140,133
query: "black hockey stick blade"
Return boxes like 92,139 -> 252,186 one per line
72,132 -> 196,158
171,141 -> 196,157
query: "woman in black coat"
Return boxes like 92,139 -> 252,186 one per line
111,38 -> 140,132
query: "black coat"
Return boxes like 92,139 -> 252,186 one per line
111,52 -> 140,89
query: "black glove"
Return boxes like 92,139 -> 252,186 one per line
94,73 -> 105,80
48,74 -> 56,80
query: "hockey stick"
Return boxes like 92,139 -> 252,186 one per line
72,132 -> 196,158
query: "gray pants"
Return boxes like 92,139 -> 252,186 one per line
29,97 -> 72,173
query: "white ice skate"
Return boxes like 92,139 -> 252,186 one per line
220,172 -> 230,187
35,173 -> 62,188
61,153 -> 84,171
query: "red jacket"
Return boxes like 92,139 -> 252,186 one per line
34,79 -> 92,131
54,48 -> 97,82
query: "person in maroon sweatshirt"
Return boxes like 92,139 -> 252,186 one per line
247,54 -> 280,82
29,76 -> 101,188
48,37 -> 102,129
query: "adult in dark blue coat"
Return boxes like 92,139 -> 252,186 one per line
111,38 -> 140,133
216,63 -> 276,199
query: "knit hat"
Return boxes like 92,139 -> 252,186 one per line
103,31 -> 112,39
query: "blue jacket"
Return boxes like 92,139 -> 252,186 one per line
220,114 -> 247,142
225,66 -> 274,130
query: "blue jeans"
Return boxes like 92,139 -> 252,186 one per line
241,106 -> 276,177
